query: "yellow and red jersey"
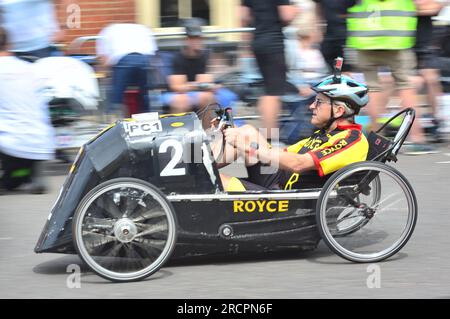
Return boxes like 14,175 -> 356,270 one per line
281,123 -> 368,190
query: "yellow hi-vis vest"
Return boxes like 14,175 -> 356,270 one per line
347,0 -> 417,50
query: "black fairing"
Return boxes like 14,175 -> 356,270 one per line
35,113 -> 223,253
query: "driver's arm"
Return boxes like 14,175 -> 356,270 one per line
256,148 -> 317,174
225,126 -> 316,173
252,129 -> 368,175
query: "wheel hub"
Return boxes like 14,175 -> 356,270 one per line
113,218 -> 138,243
359,204 -> 375,219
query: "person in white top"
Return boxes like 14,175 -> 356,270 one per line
0,27 -> 55,193
0,0 -> 68,59
285,26 -> 328,83
96,23 -> 158,115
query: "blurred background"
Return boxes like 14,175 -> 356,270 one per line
1,0 -> 450,188
1,0 -> 450,299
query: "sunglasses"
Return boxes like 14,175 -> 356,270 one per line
313,98 -> 331,108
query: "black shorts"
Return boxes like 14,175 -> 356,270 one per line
254,51 -> 287,96
235,163 -> 327,191
237,163 -> 282,191
414,47 -> 438,70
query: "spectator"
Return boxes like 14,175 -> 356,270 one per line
0,0 -> 68,59
291,0 -> 319,42
284,26 -> 328,84
0,27 -> 55,194
412,0 -> 446,141
240,0 -> 298,141
314,0 -> 357,73
347,0 -> 436,154
96,23 -> 158,115
161,18 -> 238,127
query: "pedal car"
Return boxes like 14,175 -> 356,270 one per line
34,107 -> 418,282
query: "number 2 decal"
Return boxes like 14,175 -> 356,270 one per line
159,139 -> 186,176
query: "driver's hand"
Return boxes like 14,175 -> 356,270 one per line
210,116 -> 229,133
225,128 -> 249,152
224,128 -> 239,147
210,116 -> 221,129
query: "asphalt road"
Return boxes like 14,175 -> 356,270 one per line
1,147 -> 450,299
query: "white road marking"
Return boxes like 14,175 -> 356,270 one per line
0,237 -> 13,240
436,161 -> 450,164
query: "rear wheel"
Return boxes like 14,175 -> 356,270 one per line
316,162 -> 417,263
328,175 -> 381,237
73,178 -> 177,282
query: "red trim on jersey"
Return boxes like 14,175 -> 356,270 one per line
308,151 -> 325,177
319,130 -> 362,162
336,123 -> 362,131
310,129 -> 363,174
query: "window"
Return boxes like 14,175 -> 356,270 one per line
160,0 -> 179,28
192,0 -> 210,24
160,0 -> 210,28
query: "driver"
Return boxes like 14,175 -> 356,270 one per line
216,75 -> 370,191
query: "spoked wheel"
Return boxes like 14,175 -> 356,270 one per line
328,175 -> 381,237
317,161 -> 417,263
73,178 -> 177,282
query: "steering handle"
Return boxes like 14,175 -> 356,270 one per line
212,107 -> 235,134
225,107 -> 234,128
375,107 -> 416,160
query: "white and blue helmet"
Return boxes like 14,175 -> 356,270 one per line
312,75 -> 369,115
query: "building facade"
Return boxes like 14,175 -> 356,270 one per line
57,0 -> 240,52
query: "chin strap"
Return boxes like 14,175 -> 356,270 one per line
322,98 -> 337,131
322,98 -> 358,131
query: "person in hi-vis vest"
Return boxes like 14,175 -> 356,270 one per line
347,0 -> 437,154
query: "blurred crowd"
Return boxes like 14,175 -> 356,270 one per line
1,0 -> 450,194
241,0 -> 450,154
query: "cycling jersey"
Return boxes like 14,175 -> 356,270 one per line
280,123 -> 368,190
226,123 -> 368,192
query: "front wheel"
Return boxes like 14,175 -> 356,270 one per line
72,178 -> 177,282
316,161 -> 417,263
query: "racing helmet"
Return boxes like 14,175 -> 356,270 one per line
312,75 -> 369,115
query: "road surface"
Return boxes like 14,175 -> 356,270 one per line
1,148 -> 450,298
